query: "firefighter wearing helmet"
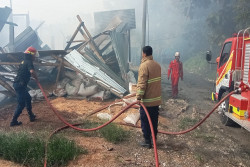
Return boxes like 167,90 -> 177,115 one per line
167,52 -> 183,98
10,47 -> 39,126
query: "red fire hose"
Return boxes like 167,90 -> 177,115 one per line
36,79 -> 240,167
35,80 -> 159,167
120,90 -> 237,135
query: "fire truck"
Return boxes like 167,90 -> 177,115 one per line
206,27 -> 250,131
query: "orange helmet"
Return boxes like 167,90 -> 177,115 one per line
24,47 -> 37,56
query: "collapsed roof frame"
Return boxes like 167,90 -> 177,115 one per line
0,50 -> 66,97
64,15 -> 129,95
0,12 -> 135,98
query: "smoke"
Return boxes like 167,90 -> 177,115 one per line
0,0 -> 215,64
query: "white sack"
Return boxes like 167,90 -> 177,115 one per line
78,84 -> 98,97
65,83 -> 78,96
123,113 -> 140,125
53,88 -> 67,97
97,113 -> 112,120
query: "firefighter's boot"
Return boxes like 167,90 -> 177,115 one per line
140,139 -> 152,149
28,110 -> 36,122
10,120 -> 22,127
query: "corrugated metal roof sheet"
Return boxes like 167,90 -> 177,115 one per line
64,50 -> 127,97
84,48 -> 127,89
94,9 -> 136,32
6,26 -> 44,52
0,6 -> 12,32
110,30 -> 129,82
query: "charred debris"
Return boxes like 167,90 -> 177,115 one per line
0,8 -> 137,101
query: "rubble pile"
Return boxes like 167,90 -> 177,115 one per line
0,9 -> 137,101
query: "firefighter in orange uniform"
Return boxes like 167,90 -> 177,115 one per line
168,52 -> 183,98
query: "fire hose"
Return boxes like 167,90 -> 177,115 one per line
35,79 -> 242,167
35,80 -> 158,167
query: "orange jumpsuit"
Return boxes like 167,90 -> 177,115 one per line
168,59 -> 183,98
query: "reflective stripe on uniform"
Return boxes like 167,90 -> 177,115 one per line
137,89 -> 145,95
147,77 -> 161,84
141,96 -> 161,102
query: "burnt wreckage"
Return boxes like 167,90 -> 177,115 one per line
0,9 -> 136,100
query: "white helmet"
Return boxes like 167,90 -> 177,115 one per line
175,52 -> 180,57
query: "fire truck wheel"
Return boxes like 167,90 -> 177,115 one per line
219,92 -> 236,126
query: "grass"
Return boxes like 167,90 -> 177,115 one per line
0,132 -> 86,167
194,153 -> 204,163
79,121 -> 130,144
178,117 -> 198,130
193,131 -> 215,143
47,135 -> 87,167
99,123 -> 129,144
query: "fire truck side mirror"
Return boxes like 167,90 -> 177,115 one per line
206,51 -> 212,62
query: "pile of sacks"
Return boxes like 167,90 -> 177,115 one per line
53,71 -> 111,100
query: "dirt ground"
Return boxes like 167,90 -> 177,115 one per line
0,72 -> 250,167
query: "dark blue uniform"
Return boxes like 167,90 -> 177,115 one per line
10,55 -> 36,126
140,106 -> 159,145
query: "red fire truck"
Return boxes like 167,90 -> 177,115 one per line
206,27 -> 250,131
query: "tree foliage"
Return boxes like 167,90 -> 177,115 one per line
186,0 -> 250,46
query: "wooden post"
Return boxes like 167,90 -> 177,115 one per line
55,58 -> 64,87
142,0 -> 147,49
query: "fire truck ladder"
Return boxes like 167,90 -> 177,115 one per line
242,27 -> 250,85
236,29 -> 244,71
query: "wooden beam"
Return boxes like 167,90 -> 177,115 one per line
55,58 -> 64,87
100,41 -> 112,53
77,15 -> 104,63
0,78 -> 15,96
64,21 -> 83,51
0,47 -> 5,53
77,39 -> 91,52
66,40 -> 85,43
0,62 -> 59,66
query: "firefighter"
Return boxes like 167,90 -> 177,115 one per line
168,52 -> 183,98
10,47 -> 38,126
136,46 -> 161,149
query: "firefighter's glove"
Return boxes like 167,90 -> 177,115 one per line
136,99 -> 141,105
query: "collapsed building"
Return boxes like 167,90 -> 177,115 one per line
0,9 -> 137,101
